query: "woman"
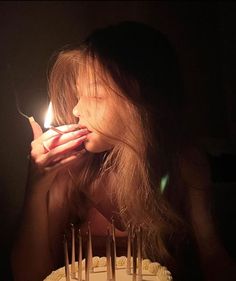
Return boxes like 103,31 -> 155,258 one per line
11,21 -> 235,281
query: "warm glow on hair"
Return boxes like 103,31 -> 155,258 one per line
48,44 -> 186,267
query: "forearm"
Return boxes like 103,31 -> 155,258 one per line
11,188 -> 53,281
11,118 -> 86,280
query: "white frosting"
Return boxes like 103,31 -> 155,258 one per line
142,258 -> 151,270
44,257 -> 173,281
97,256 -> 106,267
92,256 -> 100,267
148,262 -> 161,274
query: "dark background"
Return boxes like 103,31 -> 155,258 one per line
0,1 -> 235,280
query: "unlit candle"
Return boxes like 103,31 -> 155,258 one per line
137,227 -> 143,281
85,233 -> 90,281
111,233 -> 116,281
71,224 -> 76,279
111,219 -> 117,269
132,230 -> 137,281
106,228 -> 112,281
78,229 -> 82,281
127,224 -> 131,275
64,234 -> 70,281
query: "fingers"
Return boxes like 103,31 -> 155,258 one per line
31,127 -> 89,157
31,134 -> 87,169
30,121 -> 90,172
42,128 -> 89,151
43,124 -> 82,139
44,150 -> 86,173
29,117 -> 43,139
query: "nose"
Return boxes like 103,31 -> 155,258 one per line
72,102 -> 80,118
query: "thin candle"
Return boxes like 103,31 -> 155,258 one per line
111,219 -> 117,269
88,222 -> 93,272
71,224 -> 76,279
78,229 -> 82,281
85,233 -> 90,281
64,234 -> 71,281
137,227 -> 142,281
127,224 -> 131,274
132,230 -> 137,281
111,232 -> 116,281
106,228 -> 111,281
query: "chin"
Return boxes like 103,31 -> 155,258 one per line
84,143 -> 105,153
84,139 -> 113,153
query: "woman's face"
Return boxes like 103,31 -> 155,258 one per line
73,66 -> 125,153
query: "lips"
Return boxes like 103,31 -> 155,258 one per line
79,124 -> 92,133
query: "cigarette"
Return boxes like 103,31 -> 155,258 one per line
49,126 -> 64,135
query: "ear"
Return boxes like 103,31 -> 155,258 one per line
28,117 -> 43,139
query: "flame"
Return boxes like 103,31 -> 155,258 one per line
44,102 -> 53,128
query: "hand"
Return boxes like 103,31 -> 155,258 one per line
28,118 -> 89,184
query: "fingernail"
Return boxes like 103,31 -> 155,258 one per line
80,128 -> 89,133
72,129 -> 89,136
68,124 -> 80,129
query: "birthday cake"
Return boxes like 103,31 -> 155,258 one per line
44,256 -> 173,281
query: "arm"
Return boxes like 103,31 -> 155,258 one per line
180,146 -> 236,281
11,119 -> 88,281
11,173 -> 55,281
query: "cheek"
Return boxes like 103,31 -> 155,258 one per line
104,114 -> 124,137
81,99 -> 124,140
81,101 -> 105,125
81,106 -> 92,120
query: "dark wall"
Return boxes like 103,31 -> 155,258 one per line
0,1 -> 235,280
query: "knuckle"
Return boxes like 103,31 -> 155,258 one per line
30,152 -> 37,160
31,140 -> 36,148
30,148 -> 41,159
34,156 -> 46,168
31,139 -> 42,150
34,158 -> 42,166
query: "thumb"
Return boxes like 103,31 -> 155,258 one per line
28,116 -> 43,139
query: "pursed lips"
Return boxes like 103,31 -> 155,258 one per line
79,124 -> 92,134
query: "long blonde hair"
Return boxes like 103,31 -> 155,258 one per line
48,22 -> 189,268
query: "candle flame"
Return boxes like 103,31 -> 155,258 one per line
44,102 -> 53,128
